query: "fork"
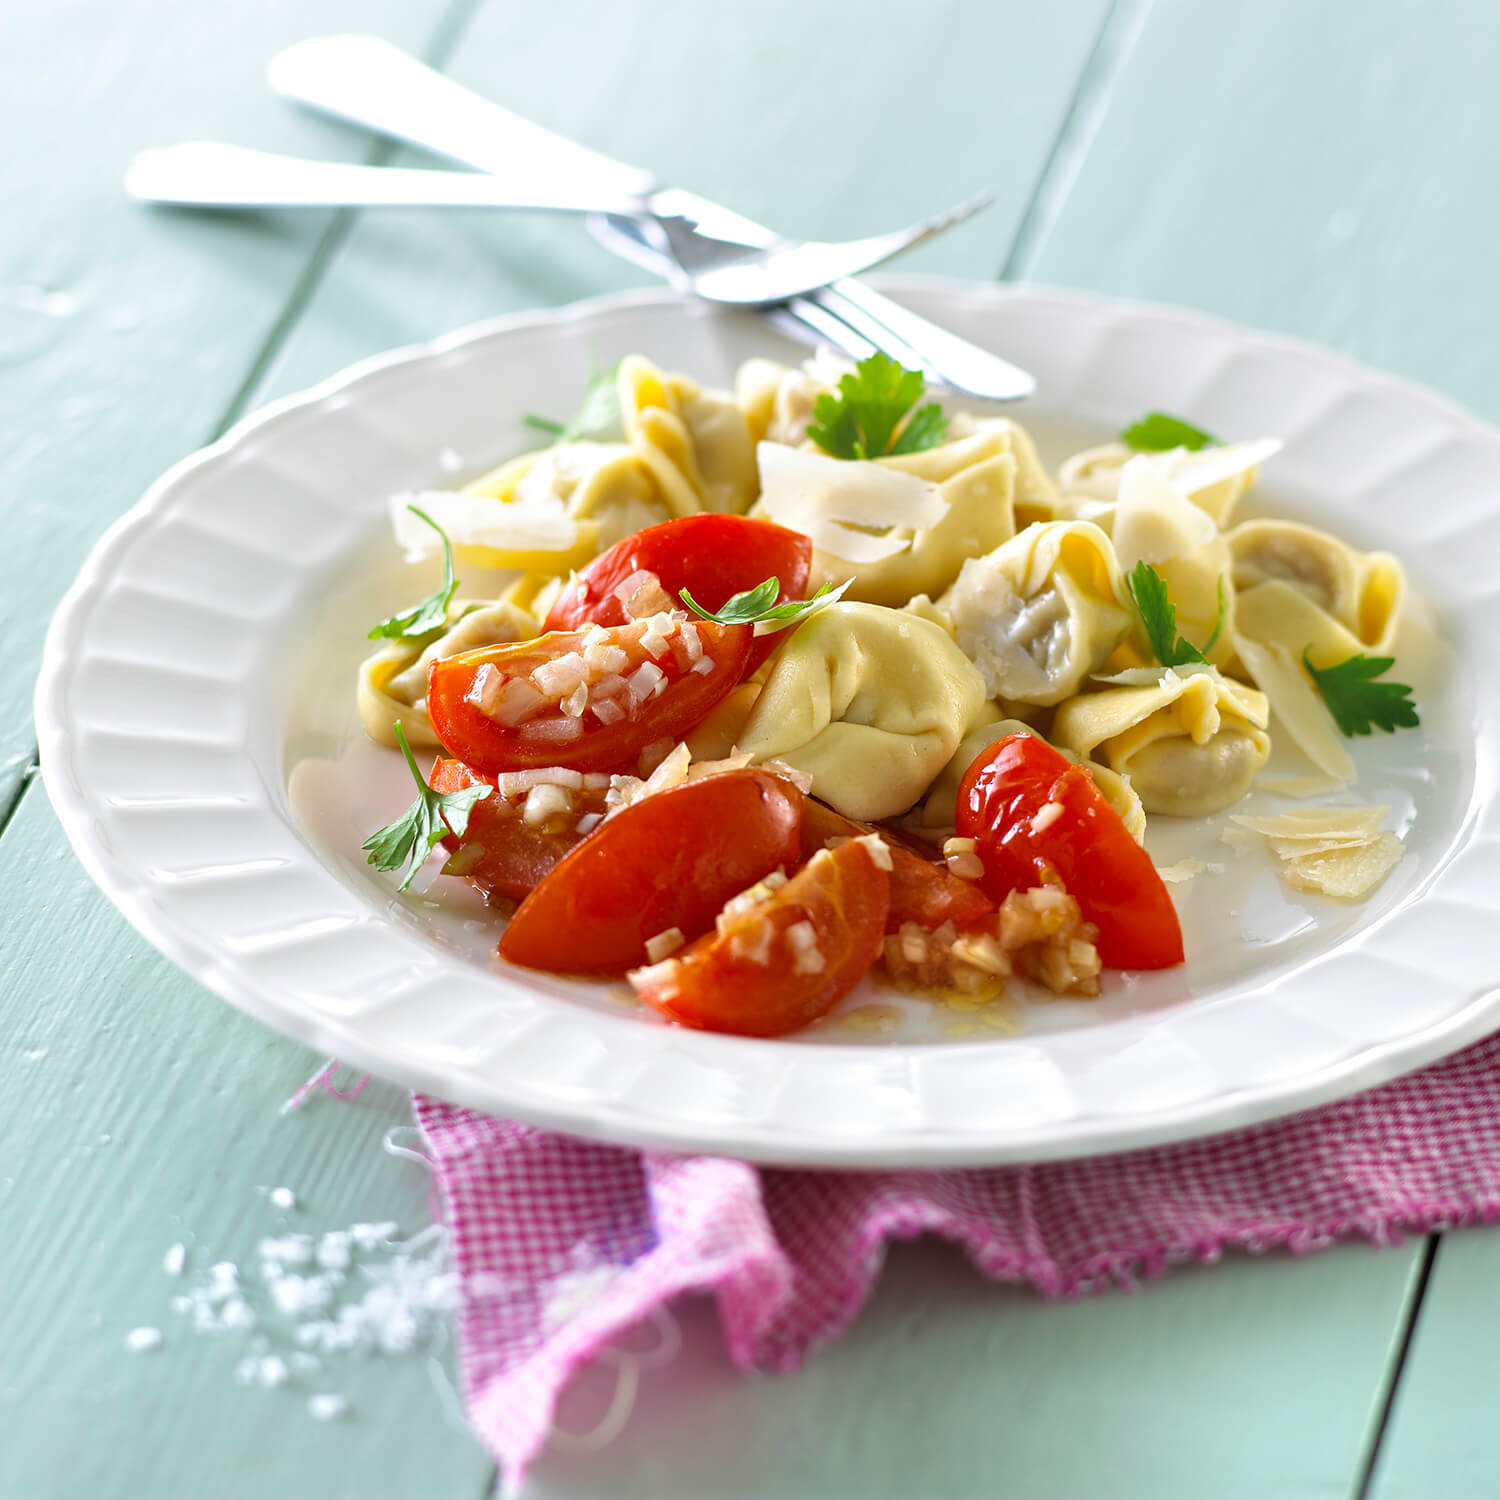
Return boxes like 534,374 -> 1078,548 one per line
125,143 -> 994,309
267,35 -> 1037,400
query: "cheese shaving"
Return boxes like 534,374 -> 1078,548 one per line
1259,774 -> 1349,799
756,441 -> 948,563
1230,807 -> 1387,839
1155,858 -> 1218,884
388,488 -> 576,558
1112,455 -> 1218,570
1233,636 -> 1356,786
1280,833 -> 1404,900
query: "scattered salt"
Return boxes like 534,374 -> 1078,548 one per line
162,1243 -> 186,1277
308,1393 -> 348,1422
268,1187 -> 297,1211
125,1326 -> 162,1353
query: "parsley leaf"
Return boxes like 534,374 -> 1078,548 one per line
1121,412 -> 1219,452
679,576 -> 849,634
522,359 -> 622,444
368,506 -> 458,642
1127,561 -> 1227,668
1303,653 -> 1419,737
806,352 -> 948,460
362,723 -> 492,892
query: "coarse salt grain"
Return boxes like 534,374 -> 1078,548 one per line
308,1393 -> 348,1422
125,1326 -> 162,1353
162,1243 -> 186,1277
268,1187 -> 296,1211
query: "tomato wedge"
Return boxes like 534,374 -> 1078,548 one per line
427,615 -> 751,776
543,514 -> 812,674
498,768 -> 804,973
430,759 -> 602,904
957,734 -> 1183,970
799,799 -> 994,933
631,838 -> 890,1037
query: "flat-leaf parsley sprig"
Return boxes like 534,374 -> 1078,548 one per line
1303,653 -> 1419,737
1120,412 -> 1219,452
1127,561 -> 1226,668
680,576 -> 850,635
806,352 -> 948,460
363,724 -> 492,892
522,359 -> 622,443
368,506 -> 458,642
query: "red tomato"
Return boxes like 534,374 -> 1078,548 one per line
799,799 -> 994,933
427,616 -> 750,776
543,514 -> 812,674
498,768 -> 805,973
430,759 -> 601,904
957,734 -> 1183,971
632,839 -> 890,1037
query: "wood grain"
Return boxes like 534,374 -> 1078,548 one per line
0,0 -> 467,814
6,0 -> 1498,1495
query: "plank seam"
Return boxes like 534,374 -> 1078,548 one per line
1350,1233 -> 1442,1500
0,751 -> 39,847
998,0 -> 1155,282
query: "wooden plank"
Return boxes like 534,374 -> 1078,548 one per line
247,0 -> 1115,403
1019,0 -> 1500,423
0,0 -> 464,814
4,5 -> 1118,1496
0,786 -> 494,1499
524,1236 -> 1421,1500
1367,1231 -> 1500,1499
1015,1 -> 1500,1492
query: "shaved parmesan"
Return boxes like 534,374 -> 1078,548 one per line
1111,456 -> 1218,570
1171,438 -> 1283,495
388,488 -> 576,558
1259,774 -> 1348,799
1227,804 -> 1402,902
1230,807 -> 1387,839
1281,833 -> 1404,900
1155,858 -> 1220,884
756,441 -> 948,562
1233,636 -> 1356,786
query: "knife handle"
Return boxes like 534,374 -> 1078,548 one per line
269,35 -> 658,201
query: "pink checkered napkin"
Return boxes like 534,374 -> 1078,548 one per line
415,1030 -> 1500,1487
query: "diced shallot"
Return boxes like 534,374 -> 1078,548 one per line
531,652 -> 589,699
627,661 -> 666,703
487,676 -> 548,727
465,664 -> 504,715
522,784 -> 574,826
523,716 -> 584,743
785,920 -> 825,975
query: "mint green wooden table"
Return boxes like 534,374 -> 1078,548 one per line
4,3 -> 1497,1495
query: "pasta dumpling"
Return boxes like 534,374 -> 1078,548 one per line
1052,666 -> 1271,817
735,602 -> 986,820
1228,519 -> 1404,660
358,599 -> 540,749
619,355 -> 759,516
1058,438 -> 1279,528
936,520 -> 1134,705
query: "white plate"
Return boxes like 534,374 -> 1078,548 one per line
35,280 -> 1500,1167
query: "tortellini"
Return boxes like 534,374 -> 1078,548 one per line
735,602 -> 986,821
1058,439 -> 1277,528
619,355 -> 758,516
358,599 -> 540,749
1052,667 -> 1271,818
1227,519 -> 1404,661
936,520 -> 1134,705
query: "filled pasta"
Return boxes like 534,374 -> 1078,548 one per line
735,602 -> 986,820
1052,666 -> 1271,817
618,354 -> 759,516
936,520 -> 1134,706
